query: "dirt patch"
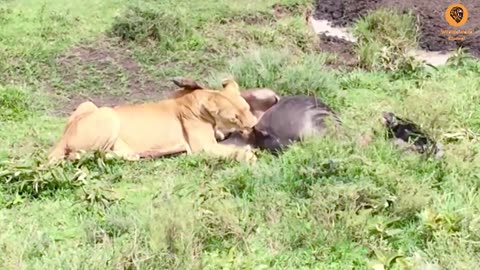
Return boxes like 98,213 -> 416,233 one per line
51,38 -> 175,115
219,3 -> 307,25
316,34 -> 358,68
314,0 -> 480,57
220,11 -> 277,25
272,3 -> 305,19
314,0 -> 380,27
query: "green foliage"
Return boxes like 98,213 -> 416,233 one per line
446,47 -> 480,72
0,151 -> 123,208
109,3 -> 202,51
352,8 -> 426,75
0,85 -> 32,121
354,8 -> 417,47
109,0 -> 314,57
209,48 -> 343,109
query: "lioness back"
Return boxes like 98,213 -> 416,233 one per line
112,100 -> 185,153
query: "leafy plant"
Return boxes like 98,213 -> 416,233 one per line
446,47 -> 477,68
0,151 -> 124,207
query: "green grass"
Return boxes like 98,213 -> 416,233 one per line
352,8 -> 425,75
1,0 -> 480,269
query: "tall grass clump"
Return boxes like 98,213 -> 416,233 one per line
209,48 -> 343,109
446,47 -> 480,72
352,8 -> 425,74
0,85 -> 33,122
109,2 -> 203,51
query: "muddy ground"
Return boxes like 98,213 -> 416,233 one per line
314,33 -> 357,68
314,0 -> 480,57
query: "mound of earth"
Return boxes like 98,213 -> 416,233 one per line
50,38 -> 175,115
314,0 -> 480,57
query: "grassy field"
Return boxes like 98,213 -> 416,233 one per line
1,0 -> 480,269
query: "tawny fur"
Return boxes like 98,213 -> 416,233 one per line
48,79 -> 258,164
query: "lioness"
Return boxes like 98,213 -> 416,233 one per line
48,79 -> 258,163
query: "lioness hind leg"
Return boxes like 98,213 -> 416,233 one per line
67,101 -> 98,125
48,107 -> 122,162
49,102 -> 99,162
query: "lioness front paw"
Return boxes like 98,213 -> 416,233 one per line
122,153 -> 140,161
106,151 -> 140,161
235,149 -> 257,164
215,130 -> 226,141
67,150 -> 84,161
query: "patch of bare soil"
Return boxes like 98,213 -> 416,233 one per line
271,3 -> 305,19
51,38 -> 175,116
219,11 -> 276,25
219,3 -> 308,25
316,34 -> 358,69
314,0 -> 480,57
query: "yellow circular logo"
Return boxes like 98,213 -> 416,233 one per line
445,3 -> 469,27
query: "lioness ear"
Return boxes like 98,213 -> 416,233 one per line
221,78 -> 240,95
171,77 -> 205,90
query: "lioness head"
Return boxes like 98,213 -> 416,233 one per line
205,78 -> 258,133
169,77 -> 280,118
